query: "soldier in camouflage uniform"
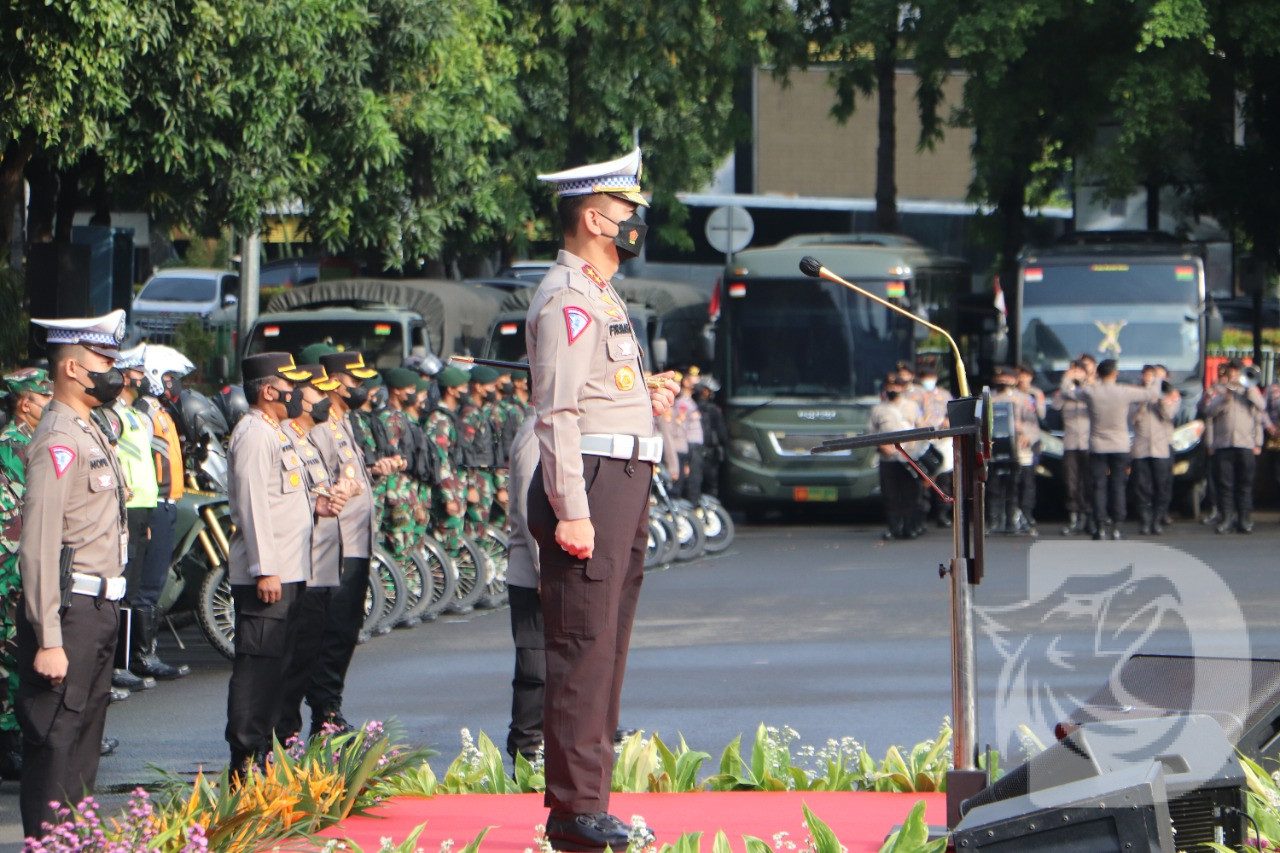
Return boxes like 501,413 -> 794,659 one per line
426,367 -> 469,555
459,365 -> 500,538
402,376 -> 436,552
0,367 -> 53,779
490,368 -> 531,528
377,368 -> 422,559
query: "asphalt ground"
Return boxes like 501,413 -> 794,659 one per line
4,514 -> 1280,848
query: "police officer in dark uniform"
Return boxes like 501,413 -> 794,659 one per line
18,310 -> 128,836
527,149 -> 677,851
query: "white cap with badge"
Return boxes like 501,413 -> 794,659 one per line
31,309 -> 127,360
537,147 -> 648,207
115,344 -> 146,372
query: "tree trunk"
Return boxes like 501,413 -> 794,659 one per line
25,155 -> 58,244
0,135 -> 36,267
874,32 -> 900,233
1145,181 -> 1160,231
1000,181 -> 1027,367
54,162 -> 83,243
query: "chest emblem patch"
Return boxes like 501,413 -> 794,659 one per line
615,366 -> 637,392
49,446 -> 76,478
564,306 -> 592,345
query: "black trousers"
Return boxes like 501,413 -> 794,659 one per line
137,502 -> 177,608
1017,453 -> 1038,521
277,586 -> 333,740
123,508 -> 151,606
225,581 -> 304,768
681,445 -> 704,503
700,447 -> 722,497
305,557 -> 370,715
527,455 -> 650,815
17,595 -> 119,837
507,584 -> 545,761
1062,450 -> 1091,515
986,464 -> 1021,526
1132,457 -> 1173,523
879,460 -> 921,535
1214,448 -> 1256,518
1090,452 -> 1130,524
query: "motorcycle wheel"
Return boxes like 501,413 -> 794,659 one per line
674,506 -> 707,561
658,513 -> 680,565
475,527 -> 509,609
403,540 -> 447,623
644,516 -> 668,568
359,565 -> 387,644
448,536 -> 488,614
372,550 -> 408,635
394,549 -> 432,628
196,565 -> 236,661
422,539 -> 459,621
699,496 -> 736,554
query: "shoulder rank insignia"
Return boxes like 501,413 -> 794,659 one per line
564,306 -> 592,345
580,263 -> 609,290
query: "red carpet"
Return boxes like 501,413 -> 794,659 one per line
327,792 -> 947,852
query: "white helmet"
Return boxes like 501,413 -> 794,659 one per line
143,344 -> 195,397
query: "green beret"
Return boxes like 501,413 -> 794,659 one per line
436,366 -> 469,389
469,365 -> 500,384
299,343 -> 338,364
382,367 -> 418,389
363,371 -> 384,388
3,367 -> 52,397
414,376 -> 432,393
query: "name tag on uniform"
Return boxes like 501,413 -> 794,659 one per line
120,531 -> 129,567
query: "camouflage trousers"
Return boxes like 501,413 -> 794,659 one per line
0,554 -> 18,733
381,473 -> 426,561
490,468 -> 510,528
463,469 -> 495,539
433,479 -> 467,557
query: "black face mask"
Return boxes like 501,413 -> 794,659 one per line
76,363 -> 125,405
603,212 -> 648,259
281,388 -> 305,419
310,398 -> 332,423
484,390 -> 499,404
886,390 -> 901,400
345,385 -> 369,408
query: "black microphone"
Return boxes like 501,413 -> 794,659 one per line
798,256 -> 823,278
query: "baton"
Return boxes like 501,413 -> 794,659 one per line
452,355 -> 671,389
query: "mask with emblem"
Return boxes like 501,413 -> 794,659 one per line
600,211 -> 648,260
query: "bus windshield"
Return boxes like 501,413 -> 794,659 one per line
1021,260 -> 1201,382
723,278 -> 913,399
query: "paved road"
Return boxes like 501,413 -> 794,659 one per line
4,517 -> 1279,847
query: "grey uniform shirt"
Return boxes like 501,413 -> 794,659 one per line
1131,393 -> 1180,459
285,419 -> 339,588
505,418 -> 541,589
526,249 -> 655,520
1204,383 -> 1265,450
1052,391 -> 1091,451
1061,380 -> 1159,455
310,413 -> 377,560
20,401 -> 127,648
867,397 -> 924,460
227,410 -> 313,586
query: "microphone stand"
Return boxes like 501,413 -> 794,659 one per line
800,255 -> 991,827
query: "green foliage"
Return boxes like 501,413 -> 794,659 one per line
0,268 -> 29,367
877,801 -> 946,853
612,730 -> 712,793
173,318 -> 216,380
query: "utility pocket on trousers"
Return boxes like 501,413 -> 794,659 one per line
546,558 -> 610,640
234,615 -> 289,658
16,676 -> 68,746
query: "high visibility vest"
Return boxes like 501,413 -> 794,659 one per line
116,405 -> 159,508
151,408 -> 185,501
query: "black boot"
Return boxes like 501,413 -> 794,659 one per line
1216,513 -> 1237,535
1239,513 -> 1254,534
113,667 -> 155,691
0,729 -> 22,780
1139,514 -> 1153,536
131,607 -> 190,680
1060,512 -> 1081,536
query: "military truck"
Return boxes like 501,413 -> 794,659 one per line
243,279 -> 505,370
483,277 -> 710,370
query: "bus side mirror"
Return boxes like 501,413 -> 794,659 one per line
1205,304 -> 1223,343
652,337 -> 669,369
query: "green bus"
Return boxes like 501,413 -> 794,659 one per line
713,234 -> 969,513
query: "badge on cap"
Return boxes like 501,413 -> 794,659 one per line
615,366 -> 636,391
564,307 -> 591,345
49,446 -> 76,478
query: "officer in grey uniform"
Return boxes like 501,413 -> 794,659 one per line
1130,364 -> 1180,535
505,417 -> 543,761
277,365 -> 351,741
17,310 -> 128,836
1061,358 -> 1158,540
1204,358 -> 1266,534
305,351 -> 384,734
527,148 -> 677,851
225,354 -> 346,774
1052,359 -> 1093,535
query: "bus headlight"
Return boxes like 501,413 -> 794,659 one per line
1170,420 -> 1205,454
731,438 -> 763,462
1038,433 -> 1064,458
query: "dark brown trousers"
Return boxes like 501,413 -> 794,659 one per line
528,455 -> 651,815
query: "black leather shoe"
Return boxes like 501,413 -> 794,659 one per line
109,686 -> 130,703
601,813 -> 655,846
310,708 -> 354,738
100,736 -> 119,757
547,812 -> 631,852
614,727 -> 640,743
113,668 -> 155,691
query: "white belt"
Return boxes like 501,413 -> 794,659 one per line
581,434 -> 663,463
70,573 -> 127,601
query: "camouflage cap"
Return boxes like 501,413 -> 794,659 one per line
3,367 -> 52,397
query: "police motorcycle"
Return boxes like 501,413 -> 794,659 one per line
650,468 -> 706,562
693,492 -> 735,554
